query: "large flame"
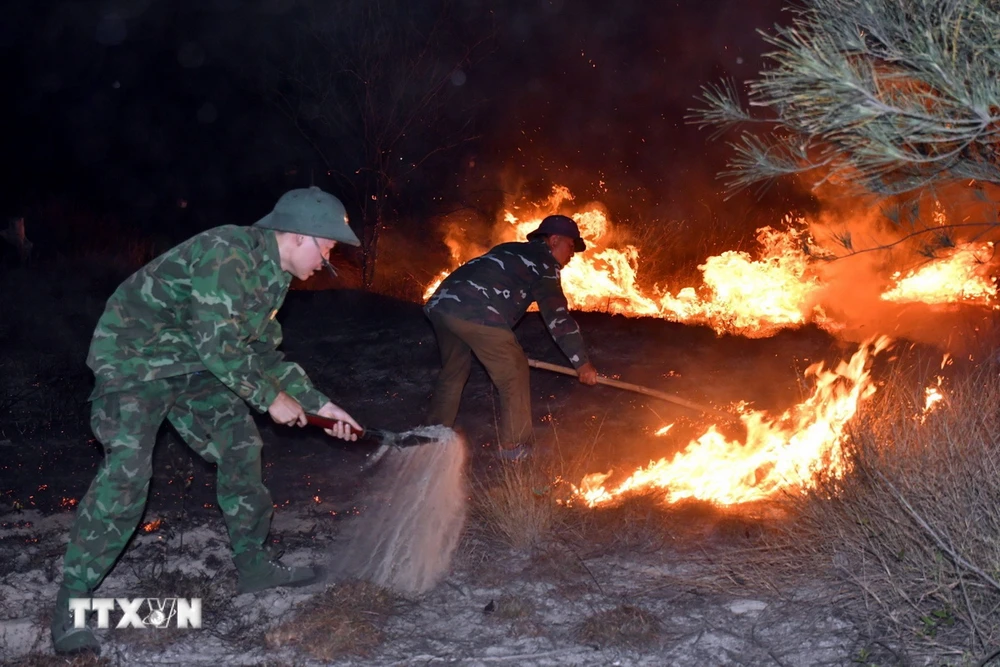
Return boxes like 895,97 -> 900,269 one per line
881,242 -> 998,307
573,336 -> 891,507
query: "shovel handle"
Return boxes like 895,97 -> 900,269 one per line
526,358 -> 739,423
305,413 -> 365,437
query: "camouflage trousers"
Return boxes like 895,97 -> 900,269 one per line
426,311 -> 533,447
61,372 -> 272,594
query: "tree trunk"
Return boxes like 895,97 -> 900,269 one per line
361,208 -> 382,290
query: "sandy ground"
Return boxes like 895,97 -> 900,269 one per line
0,502 -> 862,666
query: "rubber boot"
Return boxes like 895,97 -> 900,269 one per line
51,585 -> 101,656
235,552 -> 320,594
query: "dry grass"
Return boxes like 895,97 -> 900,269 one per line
726,352 -> 1000,663
265,581 -> 397,661
575,603 -> 662,649
471,460 -> 560,551
491,594 -> 536,621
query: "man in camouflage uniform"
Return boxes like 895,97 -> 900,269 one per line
425,215 -> 599,459
52,186 -> 362,656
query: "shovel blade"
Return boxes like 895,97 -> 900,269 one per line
366,429 -> 438,448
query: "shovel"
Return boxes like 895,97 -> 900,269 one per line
305,414 -> 439,471
527,358 -> 741,424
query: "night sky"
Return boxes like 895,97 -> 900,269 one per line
1,0 -> 810,256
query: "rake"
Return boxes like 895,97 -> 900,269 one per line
527,358 -> 739,423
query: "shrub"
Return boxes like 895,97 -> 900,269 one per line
769,353 -> 1000,663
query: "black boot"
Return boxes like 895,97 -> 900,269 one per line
51,585 -> 100,656
235,552 -> 320,594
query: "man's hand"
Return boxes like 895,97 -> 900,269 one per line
316,401 -> 361,441
577,362 -> 598,386
268,391 -> 307,426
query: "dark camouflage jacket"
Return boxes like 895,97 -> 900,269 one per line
425,239 -> 589,368
87,225 -> 329,414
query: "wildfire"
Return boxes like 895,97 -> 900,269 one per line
881,242 -> 997,307
425,186 -> 831,337
573,336 -> 891,507
424,187 -> 1000,339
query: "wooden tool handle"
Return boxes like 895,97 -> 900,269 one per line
305,414 -> 365,437
526,358 -> 738,422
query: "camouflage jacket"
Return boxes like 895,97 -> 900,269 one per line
87,225 -> 330,414
425,240 -> 589,368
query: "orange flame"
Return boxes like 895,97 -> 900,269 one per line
573,337 -> 891,506
922,379 -> 945,417
141,518 -> 163,533
880,242 -> 998,307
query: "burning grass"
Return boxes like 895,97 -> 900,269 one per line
264,581 -> 398,661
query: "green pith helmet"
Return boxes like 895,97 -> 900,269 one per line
253,186 -> 361,246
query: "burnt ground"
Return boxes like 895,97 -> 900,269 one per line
0,262 -> 942,665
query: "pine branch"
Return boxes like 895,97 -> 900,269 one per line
688,0 -> 1000,197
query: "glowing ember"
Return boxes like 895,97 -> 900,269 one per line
919,354 -> 951,422
572,337 -> 891,507
922,379 -> 944,416
654,425 -> 674,437
141,518 -> 163,533
881,243 -> 998,307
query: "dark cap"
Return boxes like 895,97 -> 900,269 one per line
526,214 -> 586,252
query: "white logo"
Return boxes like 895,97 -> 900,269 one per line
68,598 -> 202,629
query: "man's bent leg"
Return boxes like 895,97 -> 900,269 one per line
426,312 -> 473,427
450,319 -> 533,447
55,385 -> 168,654
168,375 -> 315,593
62,389 -> 165,592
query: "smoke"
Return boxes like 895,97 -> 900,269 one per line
328,426 -> 468,595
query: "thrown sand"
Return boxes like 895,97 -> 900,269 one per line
328,425 -> 467,594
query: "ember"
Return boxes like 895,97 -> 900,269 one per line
141,518 -> 163,533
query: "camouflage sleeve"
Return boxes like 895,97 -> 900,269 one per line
188,246 -> 285,413
532,269 -> 590,369
249,317 -> 331,414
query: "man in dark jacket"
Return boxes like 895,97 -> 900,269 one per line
424,214 -> 598,459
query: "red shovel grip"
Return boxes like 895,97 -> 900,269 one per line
305,414 -> 365,437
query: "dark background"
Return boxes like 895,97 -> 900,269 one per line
0,0 -> 814,269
